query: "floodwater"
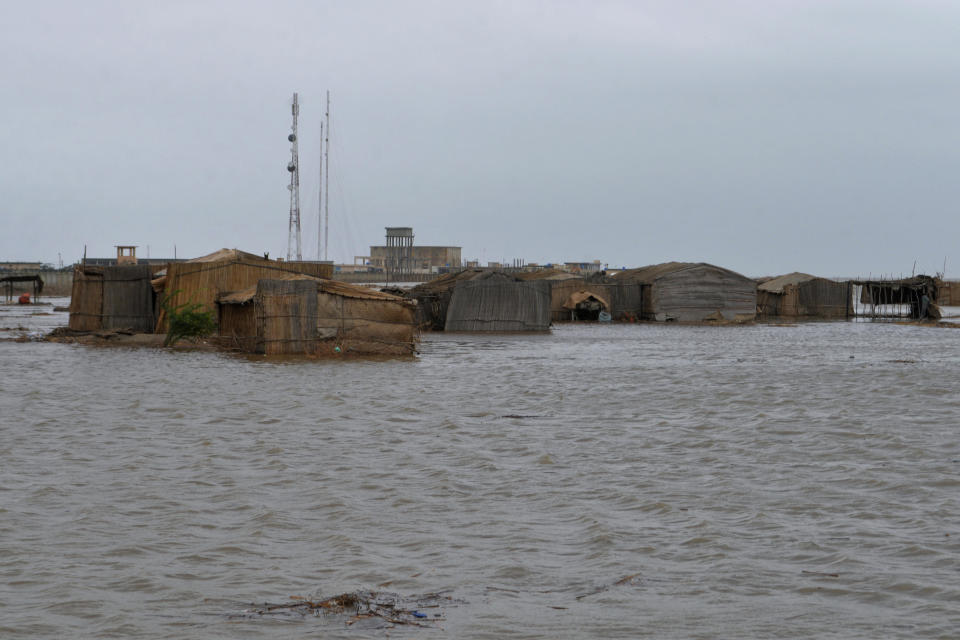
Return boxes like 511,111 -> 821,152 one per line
1,301 -> 959,638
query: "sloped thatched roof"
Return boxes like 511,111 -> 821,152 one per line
218,276 -> 413,305
616,262 -> 751,284
513,269 -> 581,281
187,248 -> 271,263
562,290 -> 610,310
413,269 -> 532,294
319,279 -> 416,303
757,272 -> 819,293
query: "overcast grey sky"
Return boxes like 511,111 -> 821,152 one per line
2,0 -> 958,277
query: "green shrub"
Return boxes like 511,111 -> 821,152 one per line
161,292 -> 217,347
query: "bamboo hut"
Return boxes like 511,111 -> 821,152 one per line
616,262 -> 756,322
68,264 -> 158,332
153,248 -> 333,332
757,272 -> 852,319
444,271 -> 551,332
217,277 -> 418,355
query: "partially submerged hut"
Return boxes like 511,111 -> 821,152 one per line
410,268 -> 551,331
617,262 -> 756,322
444,271 -> 551,332
523,272 -> 642,322
217,277 -> 417,355
412,268 -> 641,327
757,272 -> 851,319
409,269 -> 483,330
68,264 -> 158,332
854,275 -> 939,319
153,248 -> 333,332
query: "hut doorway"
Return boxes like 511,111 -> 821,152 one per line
563,291 -> 610,322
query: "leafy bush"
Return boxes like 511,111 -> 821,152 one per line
161,292 -> 217,347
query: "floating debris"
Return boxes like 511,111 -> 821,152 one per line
235,589 -> 458,628
576,572 -> 643,600
801,570 -> 840,578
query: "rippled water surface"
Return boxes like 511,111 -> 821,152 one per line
2,306 -> 959,638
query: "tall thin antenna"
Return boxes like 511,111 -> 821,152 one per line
323,90 -> 330,262
317,120 -> 323,261
287,92 -> 302,261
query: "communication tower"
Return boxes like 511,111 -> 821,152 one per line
286,92 -> 302,261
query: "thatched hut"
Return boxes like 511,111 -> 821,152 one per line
412,268 -> 641,327
153,249 -> 333,332
68,264 -> 158,332
617,262 -> 756,322
444,271 -> 551,332
408,268 -> 485,330
217,277 -> 417,356
522,272 -> 642,322
757,273 -> 851,319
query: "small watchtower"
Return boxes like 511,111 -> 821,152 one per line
116,246 -> 138,265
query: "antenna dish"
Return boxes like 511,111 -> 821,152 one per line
288,134 -> 296,142
287,162 -> 296,172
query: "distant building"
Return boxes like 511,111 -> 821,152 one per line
0,261 -> 49,272
368,228 -> 461,273
564,260 -> 604,274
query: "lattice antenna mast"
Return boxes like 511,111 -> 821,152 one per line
317,120 -> 323,260
323,90 -> 331,262
286,92 -> 302,261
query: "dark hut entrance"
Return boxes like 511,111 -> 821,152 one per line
563,290 -> 610,322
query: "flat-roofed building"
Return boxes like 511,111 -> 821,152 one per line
368,245 -> 461,272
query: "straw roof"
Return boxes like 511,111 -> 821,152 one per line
413,269 -> 552,294
412,269 -> 486,294
319,279 -> 416,303
218,276 -> 413,305
562,290 -> 610,310
514,269 -> 581,281
616,262 -> 750,284
757,272 -> 818,293
187,248 -> 271,263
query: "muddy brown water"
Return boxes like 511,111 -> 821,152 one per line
1,301 -> 959,638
